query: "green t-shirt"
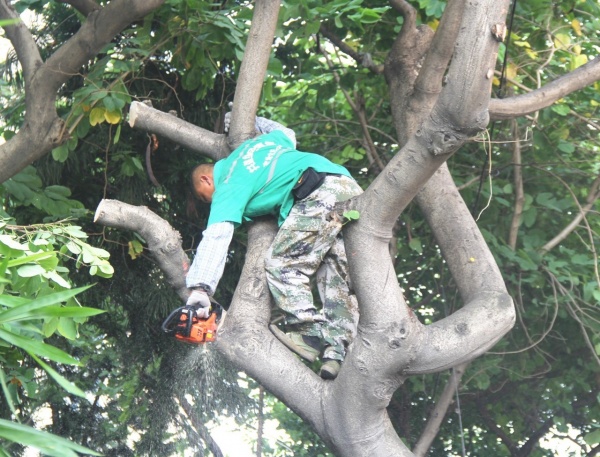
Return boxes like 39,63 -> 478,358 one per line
208,130 -> 350,227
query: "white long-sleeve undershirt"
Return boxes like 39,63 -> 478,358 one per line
185,221 -> 234,295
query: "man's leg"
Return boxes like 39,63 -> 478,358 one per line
265,175 -> 362,360
265,194 -> 341,337
316,233 -> 359,362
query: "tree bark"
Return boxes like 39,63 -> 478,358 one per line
489,57 -> 600,120
93,200 -> 190,302
413,364 -> 468,457
226,0 -> 281,150
0,0 -> 165,184
128,102 -> 230,161
95,1 -> 522,456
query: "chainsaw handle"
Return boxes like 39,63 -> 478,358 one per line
162,306 -> 194,335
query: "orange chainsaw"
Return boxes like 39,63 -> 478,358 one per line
162,302 -> 222,344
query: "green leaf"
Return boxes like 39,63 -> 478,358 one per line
30,353 -> 86,398
89,107 -> 106,126
584,429 -> 600,446
409,238 -> 423,254
16,264 -> 46,277
128,239 -> 144,260
0,418 -> 100,456
0,286 -> 91,324
51,144 -> 69,162
57,317 -> 78,340
0,235 -> 28,250
114,123 -> 122,144
0,327 -> 81,365
343,210 -> 360,221
557,140 -> 575,153
6,251 -> 56,268
44,271 -> 71,288
551,104 -> 570,116
0,369 -> 16,416
305,20 -> 321,35
102,95 -> 116,112
31,306 -> 104,319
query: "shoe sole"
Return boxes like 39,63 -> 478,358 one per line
320,363 -> 340,380
269,324 -> 318,363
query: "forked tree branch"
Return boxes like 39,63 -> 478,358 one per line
0,0 -> 165,184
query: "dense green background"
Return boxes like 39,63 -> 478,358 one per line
0,0 -> 599,455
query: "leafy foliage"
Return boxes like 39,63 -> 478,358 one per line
0,187 -> 109,454
0,0 -> 599,455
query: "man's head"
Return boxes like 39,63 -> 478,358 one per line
191,163 -> 215,203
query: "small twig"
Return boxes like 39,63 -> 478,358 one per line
145,133 -> 161,187
508,120 -> 524,250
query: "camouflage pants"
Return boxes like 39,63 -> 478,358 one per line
265,175 -> 362,361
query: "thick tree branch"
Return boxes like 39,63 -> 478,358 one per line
43,0 -> 164,92
0,0 -> 165,184
93,201 -> 328,442
212,220 -> 327,435
0,1 -> 43,86
489,57 -> 600,120
227,0 -> 281,150
385,0 -> 434,145
407,0 -> 466,138
407,165 -> 515,374
128,101 -> 229,161
93,200 -> 190,302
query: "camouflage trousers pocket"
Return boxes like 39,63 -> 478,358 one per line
271,216 -> 320,258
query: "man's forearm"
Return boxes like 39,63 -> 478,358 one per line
186,221 -> 234,294
255,117 -> 296,147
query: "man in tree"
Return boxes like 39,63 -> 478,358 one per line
185,117 -> 362,379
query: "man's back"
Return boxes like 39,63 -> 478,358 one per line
209,130 -> 349,226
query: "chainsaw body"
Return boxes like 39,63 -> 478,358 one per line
162,304 -> 221,344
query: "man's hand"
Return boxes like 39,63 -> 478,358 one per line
186,289 -> 211,318
223,102 -> 233,133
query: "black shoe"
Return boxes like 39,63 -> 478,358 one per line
319,359 -> 341,380
269,325 -> 320,362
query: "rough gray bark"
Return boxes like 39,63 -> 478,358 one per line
3,0 -> 599,455
95,1 -> 516,456
93,200 -> 190,302
91,1 -> 600,457
225,0 -> 281,150
0,0 -> 165,184
128,102 -> 230,162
